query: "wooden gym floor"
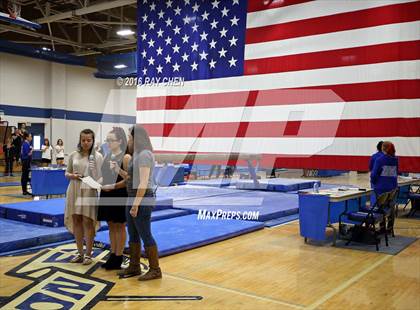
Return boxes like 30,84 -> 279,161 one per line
0,172 -> 419,309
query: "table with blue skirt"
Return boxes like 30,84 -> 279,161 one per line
30,168 -> 69,196
299,188 -> 372,244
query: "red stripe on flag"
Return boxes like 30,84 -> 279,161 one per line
142,118 -> 420,138
137,80 -> 420,111
246,1 -> 420,44
244,40 -> 420,75
247,0 -> 313,13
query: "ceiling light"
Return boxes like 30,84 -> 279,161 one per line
41,47 -> 51,51
114,64 -> 127,69
117,29 -> 135,36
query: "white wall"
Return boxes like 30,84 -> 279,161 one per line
0,53 -> 137,161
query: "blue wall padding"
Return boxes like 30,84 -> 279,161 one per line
173,191 -> 299,222
236,178 -> 321,192
95,214 -> 264,256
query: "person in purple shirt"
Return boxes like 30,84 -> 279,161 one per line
371,141 -> 398,196
369,141 -> 384,172
20,132 -> 33,195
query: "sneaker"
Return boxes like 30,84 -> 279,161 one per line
70,254 -> 84,263
82,256 -> 93,265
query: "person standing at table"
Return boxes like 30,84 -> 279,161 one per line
3,138 -> 14,176
41,138 -> 53,167
118,125 -> 161,280
55,139 -> 65,166
20,132 -> 32,195
97,127 -> 129,270
65,129 -> 103,265
369,141 -> 384,172
371,141 -> 398,196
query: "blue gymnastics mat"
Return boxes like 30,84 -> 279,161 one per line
187,178 -> 238,187
0,218 -> 73,253
0,182 -> 20,187
174,191 -> 299,222
95,214 -> 264,257
0,197 -> 174,227
0,198 -> 66,227
264,214 -> 299,227
236,178 -> 320,192
157,184 -> 243,202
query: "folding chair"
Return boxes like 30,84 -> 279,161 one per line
339,190 -> 396,251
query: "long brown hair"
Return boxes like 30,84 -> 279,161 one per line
382,141 -> 396,157
129,124 -> 153,155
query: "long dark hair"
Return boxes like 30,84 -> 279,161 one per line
44,138 -> 50,147
130,124 -> 153,155
57,139 -> 63,146
110,126 -> 128,154
77,129 -> 95,154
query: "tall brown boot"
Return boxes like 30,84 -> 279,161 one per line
138,245 -> 162,281
117,242 -> 141,278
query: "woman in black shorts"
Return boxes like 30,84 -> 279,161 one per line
97,127 -> 129,270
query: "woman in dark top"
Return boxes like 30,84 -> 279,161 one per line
97,127 -> 129,270
117,125 -> 161,281
3,138 -> 14,176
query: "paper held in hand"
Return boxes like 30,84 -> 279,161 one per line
80,176 -> 102,190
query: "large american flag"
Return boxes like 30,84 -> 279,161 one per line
136,0 -> 420,172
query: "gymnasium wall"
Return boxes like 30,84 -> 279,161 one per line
0,53 -> 136,160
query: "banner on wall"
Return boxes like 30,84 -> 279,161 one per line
135,0 -> 420,172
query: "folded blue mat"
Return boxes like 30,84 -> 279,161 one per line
236,178 -> 320,192
174,191 -> 299,222
95,214 -> 264,256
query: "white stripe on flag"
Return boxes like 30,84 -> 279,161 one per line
137,60 -> 420,97
246,0 -> 417,28
244,21 -> 420,60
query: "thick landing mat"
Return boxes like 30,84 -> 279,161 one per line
236,178 -> 320,192
187,178 -> 238,187
157,185 -> 242,202
174,191 -> 299,222
0,197 -> 174,227
0,218 -> 72,253
95,214 -> 264,256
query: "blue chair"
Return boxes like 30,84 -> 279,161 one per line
339,190 -> 397,251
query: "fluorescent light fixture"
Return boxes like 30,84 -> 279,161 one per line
42,46 -> 51,51
114,64 -> 127,69
117,29 -> 135,36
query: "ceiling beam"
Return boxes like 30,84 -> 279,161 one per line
54,20 -> 136,25
95,38 -> 136,48
36,0 -> 136,24
0,24 -> 84,48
